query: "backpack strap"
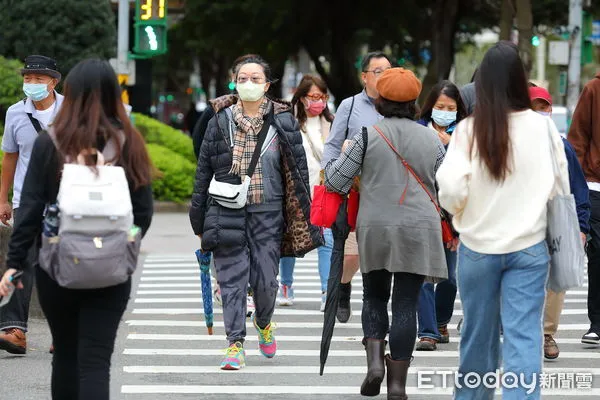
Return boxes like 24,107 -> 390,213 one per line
47,127 -> 124,165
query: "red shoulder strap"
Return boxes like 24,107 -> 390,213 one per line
372,125 -> 442,213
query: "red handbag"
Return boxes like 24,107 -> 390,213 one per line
347,189 -> 359,231
310,185 -> 344,228
373,126 -> 455,244
310,186 -> 360,232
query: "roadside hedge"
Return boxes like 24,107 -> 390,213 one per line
147,143 -> 195,203
134,113 -> 195,164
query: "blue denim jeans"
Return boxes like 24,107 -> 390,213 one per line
455,241 -> 549,400
417,248 -> 457,340
279,228 -> 333,292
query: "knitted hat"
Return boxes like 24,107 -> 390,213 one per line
376,68 -> 422,102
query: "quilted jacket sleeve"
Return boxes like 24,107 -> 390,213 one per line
189,116 -> 217,235
281,112 -> 309,189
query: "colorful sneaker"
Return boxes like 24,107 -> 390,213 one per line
277,284 -> 294,306
320,292 -> 327,312
247,294 -> 255,318
253,315 -> 277,358
220,341 -> 245,370
213,286 -> 222,307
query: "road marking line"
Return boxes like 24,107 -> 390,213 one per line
123,365 -> 600,374
120,384 -> 600,395
130,308 -> 587,316
123,320 -> 594,331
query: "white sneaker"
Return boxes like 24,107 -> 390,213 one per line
247,294 -> 255,318
276,284 -> 294,306
320,292 -> 327,312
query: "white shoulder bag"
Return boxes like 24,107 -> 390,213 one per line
208,110 -> 273,209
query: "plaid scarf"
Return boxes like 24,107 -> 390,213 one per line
230,99 -> 270,204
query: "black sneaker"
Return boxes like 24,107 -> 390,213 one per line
337,282 -> 352,323
582,329 -> 600,345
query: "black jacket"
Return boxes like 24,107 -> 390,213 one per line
189,97 -> 322,257
6,132 -> 154,270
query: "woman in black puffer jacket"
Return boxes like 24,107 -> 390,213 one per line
189,55 -> 322,371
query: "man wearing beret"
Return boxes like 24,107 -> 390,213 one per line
321,51 -> 392,323
0,55 -> 63,355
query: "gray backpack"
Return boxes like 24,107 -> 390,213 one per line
38,129 -> 141,289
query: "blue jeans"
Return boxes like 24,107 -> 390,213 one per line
455,241 -> 549,400
417,248 -> 457,340
280,228 -> 333,292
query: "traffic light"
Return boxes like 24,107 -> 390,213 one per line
133,0 -> 168,56
532,36 -> 541,47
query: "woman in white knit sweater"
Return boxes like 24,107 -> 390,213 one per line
436,42 -> 569,400
278,75 -> 334,311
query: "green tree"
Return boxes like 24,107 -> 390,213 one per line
0,0 -> 116,77
0,57 -> 24,121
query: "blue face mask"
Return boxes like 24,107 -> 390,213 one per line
431,109 -> 457,128
23,83 -> 50,102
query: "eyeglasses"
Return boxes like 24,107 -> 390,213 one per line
236,76 -> 266,84
364,67 -> 391,76
305,93 -> 329,101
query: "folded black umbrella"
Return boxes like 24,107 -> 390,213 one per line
320,198 -> 351,376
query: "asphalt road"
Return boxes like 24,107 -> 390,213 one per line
2,213 -> 600,399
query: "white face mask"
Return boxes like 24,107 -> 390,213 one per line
237,81 -> 267,102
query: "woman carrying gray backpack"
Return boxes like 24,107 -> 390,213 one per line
0,59 -> 154,400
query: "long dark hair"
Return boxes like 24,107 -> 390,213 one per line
418,80 -> 467,123
52,59 -> 153,189
472,41 -> 531,182
291,74 -> 334,131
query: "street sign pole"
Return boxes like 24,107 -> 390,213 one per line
117,0 -> 130,76
567,0 -> 582,116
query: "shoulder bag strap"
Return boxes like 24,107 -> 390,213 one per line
546,117 -> 568,195
344,95 -> 356,139
372,125 -> 442,215
26,113 -> 43,133
23,98 -> 44,133
245,108 -> 274,178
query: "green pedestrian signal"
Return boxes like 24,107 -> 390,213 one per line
228,81 -> 236,91
133,0 -> 168,57
532,36 -> 540,47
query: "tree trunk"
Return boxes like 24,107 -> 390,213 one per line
199,56 -> 214,100
269,61 -> 286,100
515,0 -> 533,74
499,0 -> 516,41
214,55 -> 229,97
419,0 -> 461,103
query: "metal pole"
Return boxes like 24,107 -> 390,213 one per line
536,36 -> 546,84
117,0 -> 130,75
567,0 -> 582,116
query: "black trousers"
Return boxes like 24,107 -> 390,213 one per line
0,208 -> 38,332
361,270 -> 424,360
588,191 -> 600,331
36,267 -> 131,400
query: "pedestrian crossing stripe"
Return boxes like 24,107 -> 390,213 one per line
121,253 -> 598,398
121,384 -> 600,396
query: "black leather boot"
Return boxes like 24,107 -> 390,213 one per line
360,338 -> 386,396
385,354 -> 410,400
337,282 -> 352,323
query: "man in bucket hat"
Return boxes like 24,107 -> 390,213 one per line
0,55 -> 63,355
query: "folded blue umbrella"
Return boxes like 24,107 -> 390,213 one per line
195,249 -> 214,335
